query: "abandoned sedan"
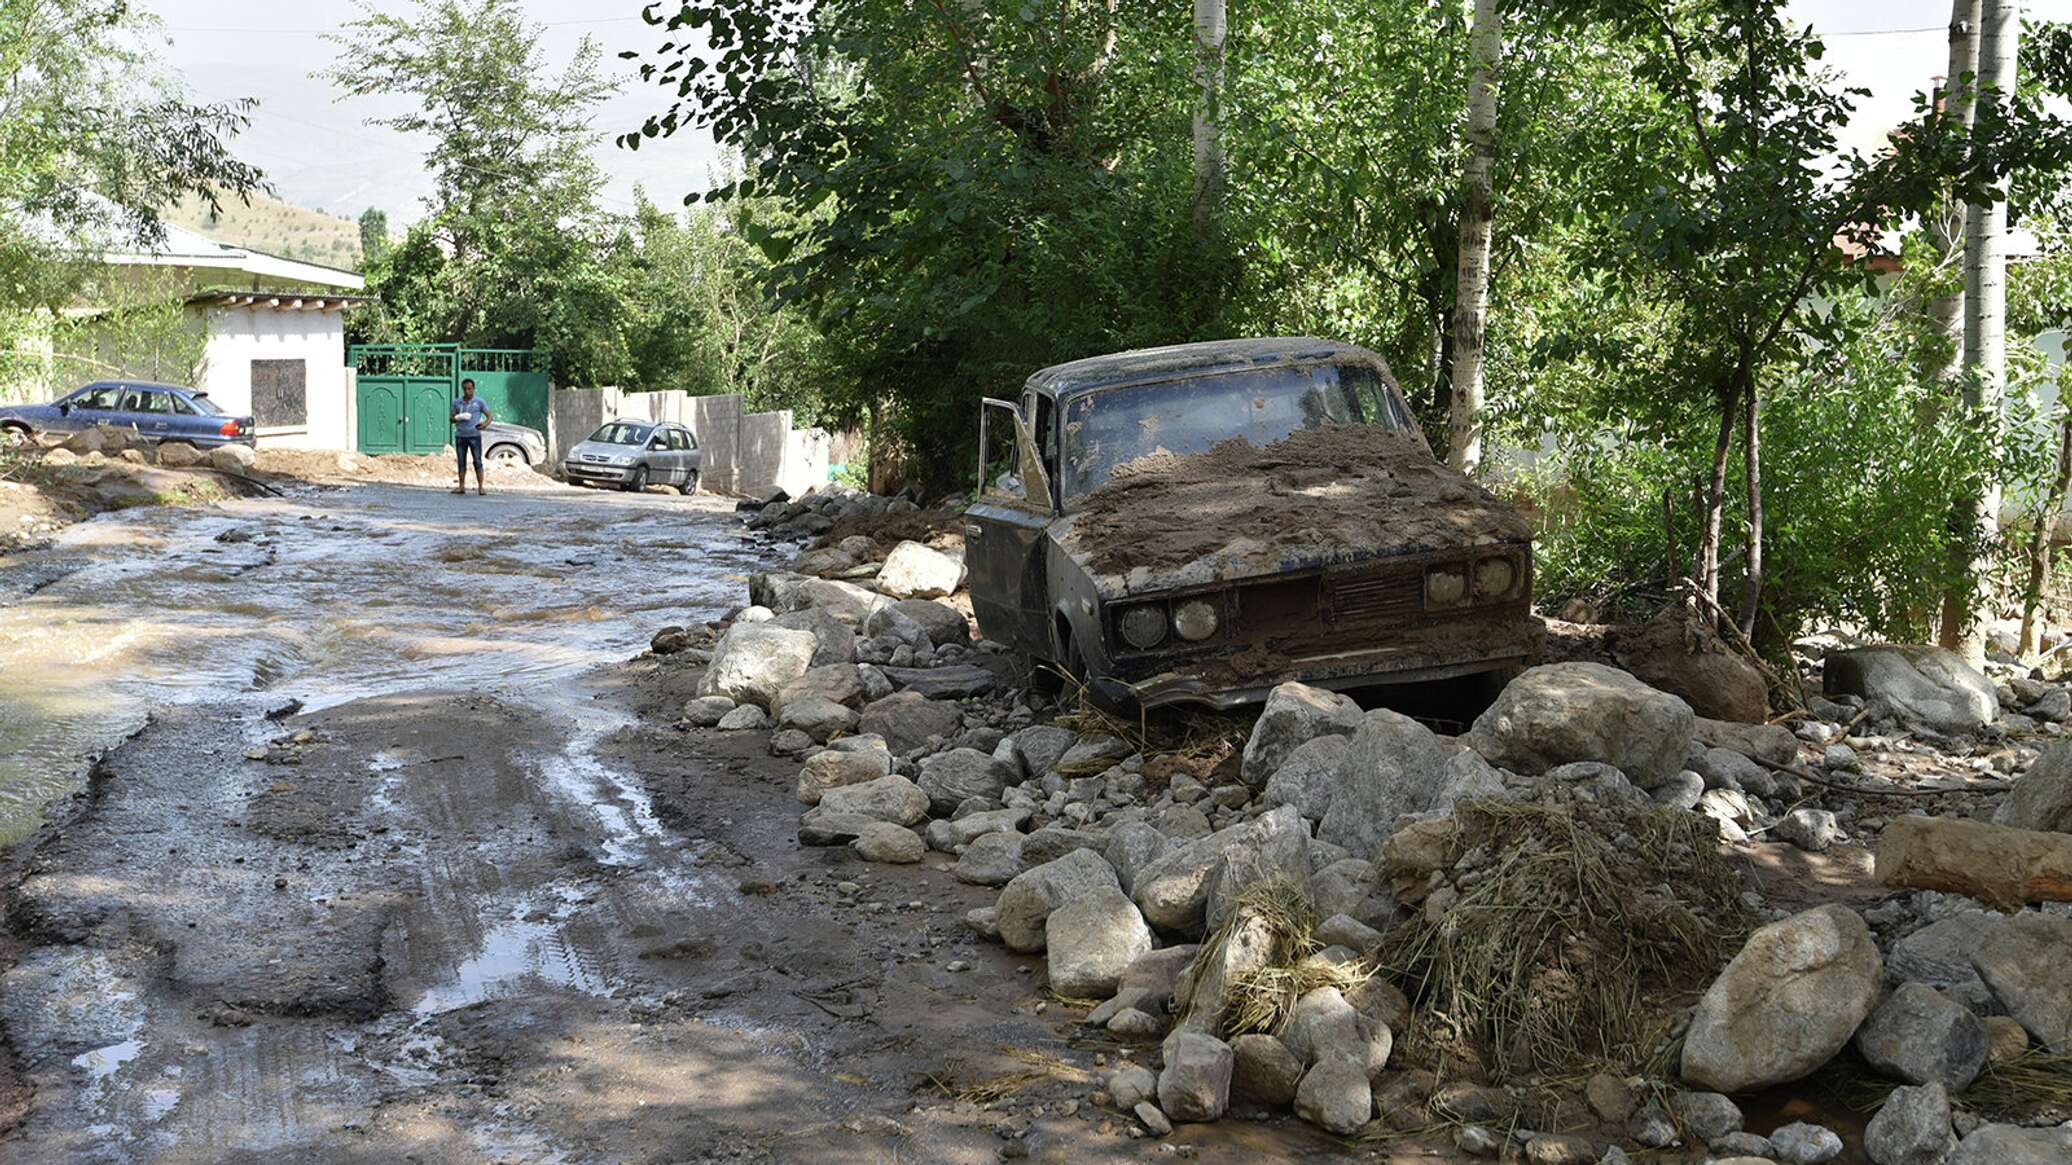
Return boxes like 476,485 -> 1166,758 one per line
965,337 -> 1538,709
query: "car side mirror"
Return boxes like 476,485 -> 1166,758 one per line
56,402 -> 70,414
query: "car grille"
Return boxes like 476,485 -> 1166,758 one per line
580,453 -> 608,463
1328,563 -> 1424,624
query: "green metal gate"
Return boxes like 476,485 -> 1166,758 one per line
350,345 -> 550,455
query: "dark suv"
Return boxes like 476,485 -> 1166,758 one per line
965,337 -> 1538,709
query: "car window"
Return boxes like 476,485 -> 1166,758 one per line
126,390 -> 174,414
668,429 -> 691,451
1059,362 -> 1403,501
588,422 -> 650,446
172,394 -> 200,416
74,386 -> 122,410
185,392 -> 223,415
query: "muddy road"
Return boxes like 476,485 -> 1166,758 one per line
0,482 -> 1364,1164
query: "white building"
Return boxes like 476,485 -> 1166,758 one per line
100,223 -> 366,450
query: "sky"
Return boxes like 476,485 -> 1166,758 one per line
140,0 -> 2072,232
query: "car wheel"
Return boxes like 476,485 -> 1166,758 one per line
624,465 -> 649,493
487,443 -> 527,466
677,470 -> 699,496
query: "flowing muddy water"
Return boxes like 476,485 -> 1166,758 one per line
0,480 -> 765,844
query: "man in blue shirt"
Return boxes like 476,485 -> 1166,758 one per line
451,378 -> 493,495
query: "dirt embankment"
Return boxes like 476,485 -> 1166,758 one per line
1063,424 -> 1532,577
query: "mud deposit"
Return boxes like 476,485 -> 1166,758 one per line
0,484 -> 1376,1163
1064,424 -> 1530,576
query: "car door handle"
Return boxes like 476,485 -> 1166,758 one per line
965,525 -> 983,539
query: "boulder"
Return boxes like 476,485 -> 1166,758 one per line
716,704 -> 770,731
1231,1033 -> 1304,1108
1134,809 -> 1313,934
1670,1090 -> 1744,1140
953,831 -> 1025,887
682,695 -> 735,726
1045,886 -> 1154,998
1948,1124 -> 2072,1165
1104,821 -> 1169,896
931,807 -> 1029,850
852,822 -> 926,864
857,691 -> 963,754
1680,905 -> 1882,1093
1776,808 -> 1842,853
1057,734 -> 1132,776
1864,1082 -> 1955,1165
1240,682 -> 1364,789
1768,1122 -> 1843,1165
1157,1032 -> 1233,1122
792,546 -> 855,577
1261,735 -> 1353,822
1020,827 -> 1104,867
795,810 -> 879,846
1608,607 -> 1769,723
1294,1057 -> 1372,1135
1281,986 -> 1364,1066
918,748 -> 1016,815
1005,725 -> 1079,780
772,664 -> 866,716
796,748 -> 892,805
769,608 -> 858,667
1971,911 -> 2072,1052
864,598 -> 970,648
157,441 -> 207,468
995,849 -> 1120,952
1853,982 -> 1987,1091
1692,717 -> 1800,768
1824,645 -> 1997,735
876,540 -> 966,599
1464,662 -> 1694,789
1203,806 -> 1312,931
697,624 -> 819,709
1317,709 -> 1451,857
814,774 -> 929,827
207,442 -> 256,471
775,695 -> 857,742
880,664 -> 999,699
1994,741 -> 2072,833
748,571 -> 892,625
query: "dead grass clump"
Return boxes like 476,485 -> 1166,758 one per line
1176,878 -> 1373,1037
1957,1051 -> 2072,1122
924,1047 -> 1093,1105
1376,795 -> 1755,1082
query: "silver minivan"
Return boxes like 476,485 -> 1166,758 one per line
562,419 -> 701,493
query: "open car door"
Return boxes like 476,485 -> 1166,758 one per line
965,398 -> 1055,658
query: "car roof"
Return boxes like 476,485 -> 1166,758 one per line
1024,337 -> 1384,396
79,380 -> 199,394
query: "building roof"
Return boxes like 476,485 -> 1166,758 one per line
1026,337 -> 1383,395
104,219 -> 364,291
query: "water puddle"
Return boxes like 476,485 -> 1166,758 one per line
71,1038 -> 142,1082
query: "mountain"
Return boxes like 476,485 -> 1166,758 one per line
165,188 -> 363,271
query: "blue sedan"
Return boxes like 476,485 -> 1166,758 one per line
0,381 -> 256,450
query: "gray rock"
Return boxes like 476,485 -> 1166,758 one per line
1457,1125 -> 1504,1158
1310,859 -> 1378,921
1281,986 -> 1363,1066
880,663 -> 999,699
934,807 -> 1028,849
1891,911 -> 2004,991
1681,905 -> 1882,1092
1520,1135 -> 1596,1165
1948,1124 -> 2072,1165
1133,1100 -> 1172,1136
814,774 -> 929,827
1317,709 -> 1451,857
1261,735 -> 1353,822
1316,914 -> 1384,952
1854,982 -> 1987,1091
1695,746 -> 1769,790
953,831 -> 1026,887
1776,808 -> 1842,853
1824,646 -> 1998,735
964,906 -> 1001,940
796,810 -> 879,846
748,570 -> 892,624
1132,815 -> 1294,933
852,822 -> 925,863
1155,803 -> 1213,838
1294,1056 -> 1371,1135
1693,717 -> 1801,767
1463,661 -> 1695,788
716,703 -> 771,731
863,597 -> 970,648
1006,725 -> 1079,780
1045,887 -> 1154,998
857,690 -> 963,754
2028,687 -> 2071,723
1864,1082 -> 1955,1165
1823,742 -> 1862,773
775,694 -> 858,742
1020,827 -> 1104,867
1654,770 -> 1707,810
875,540 -> 965,599
1104,822 -> 1169,896
1203,805 -> 1313,931
1109,1006 -> 1164,1038
768,607 -> 858,667
1157,1032 -> 1233,1122
1057,734 -> 1132,775
1971,911 -> 2072,1051
1231,1033 -> 1304,1107
1711,1132 -> 1774,1157
772,663 -> 866,714
917,748 -> 1015,815
1117,945 -> 1197,1016
682,695 -> 735,726
995,848 -> 1120,952
1994,740 -> 2072,833
698,623 -> 831,708
1108,1064 -> 1157,1109
1768,1121 -> 1843,1164
1672,1090 -> 1744,1140
1241,681 -> 1363,788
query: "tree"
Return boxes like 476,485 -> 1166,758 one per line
325,0 -> 628,384
1193,0 -> 1227,237
1447,0 -> 1502,473
358,208 -> 390,262
0,0 -> 262,392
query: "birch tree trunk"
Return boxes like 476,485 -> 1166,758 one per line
2018,417 -> 2072,658
1447,0 -> 1502,475
1948,0 -> 2021,667
1191,0 -> 1226,237
1936,0 -> 1984,649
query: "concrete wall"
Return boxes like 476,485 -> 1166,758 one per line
196,304 -> 353,450
548,388 -> 826,496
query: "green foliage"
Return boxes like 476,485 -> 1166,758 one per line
358,209 -> 390,262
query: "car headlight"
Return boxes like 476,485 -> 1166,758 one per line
1118,605 -> 1169,650
1475,557 -> 1517,600
611,454 -> 635,466
1174,599 -> 1219,641
1425,566 -> 1468,608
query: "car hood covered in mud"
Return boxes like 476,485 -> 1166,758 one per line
1051,424 -> 1530,596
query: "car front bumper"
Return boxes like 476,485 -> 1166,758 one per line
563,461 -> 634,482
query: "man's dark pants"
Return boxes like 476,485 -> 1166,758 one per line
456,435 -> 484,478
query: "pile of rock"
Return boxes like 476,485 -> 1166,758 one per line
741,483 -> 921,541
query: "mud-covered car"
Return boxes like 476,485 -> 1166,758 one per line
965,337 -> 1538,709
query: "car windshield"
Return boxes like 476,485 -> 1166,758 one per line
1059,362 -> 1411,501
183,392 -> 222,415
588,422 -> 651,446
